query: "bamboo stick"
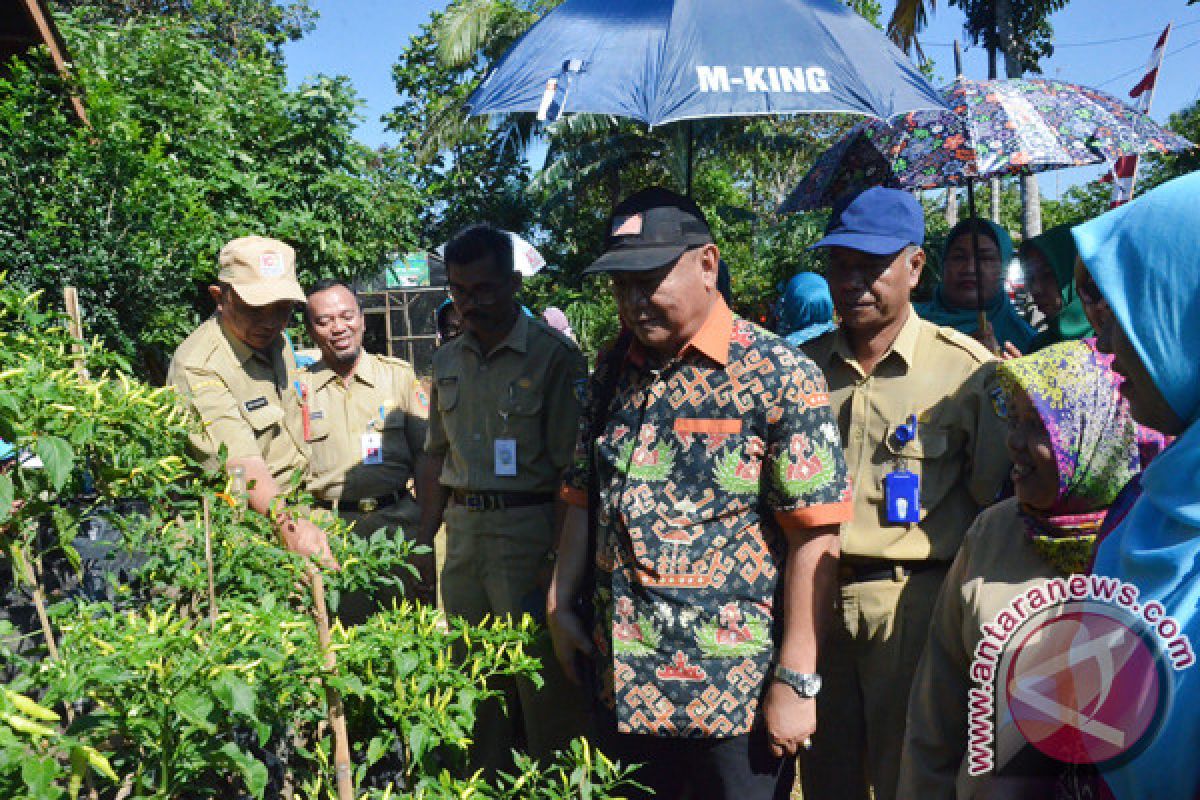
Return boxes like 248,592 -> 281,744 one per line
7,540 -> 74,723
308,566 -> 353,800
62,287 -> 88,379
203,497 -> 217,632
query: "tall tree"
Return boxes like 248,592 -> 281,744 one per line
49,0 -> 317,61
1,12 -> 419,378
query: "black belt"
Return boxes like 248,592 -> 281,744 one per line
317,489 -> 408,514
451,490 -> 555,512
838,559 -> 950,584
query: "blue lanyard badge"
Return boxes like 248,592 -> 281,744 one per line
885,415 -> 921,524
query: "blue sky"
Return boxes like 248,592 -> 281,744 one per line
284,0 -> 1200,199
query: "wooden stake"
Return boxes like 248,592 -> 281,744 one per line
62,287 -> 88,379
7,539 -> 74,723
308,566 -> 353,800
203,497 -> 217,632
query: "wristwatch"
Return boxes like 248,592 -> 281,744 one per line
772,665 -> 822,698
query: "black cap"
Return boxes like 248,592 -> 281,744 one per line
584,187 -> 714,274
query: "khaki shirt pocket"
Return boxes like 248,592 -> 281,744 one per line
883,424 -> 955,519
499,383 -> 544,439
436,377 -> 460,413
239,399 -> 285,435
305,413 -> 335,477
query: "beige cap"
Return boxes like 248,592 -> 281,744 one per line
217,236 -> 306,306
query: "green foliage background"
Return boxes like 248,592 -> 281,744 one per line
0,7 -> 420,380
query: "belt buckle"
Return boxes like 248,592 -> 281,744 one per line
358,497 -> 379,513
465,493 -> 485,512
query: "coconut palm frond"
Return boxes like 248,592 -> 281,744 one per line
545,113 -> 622,137
887,0 -> 936,59
435,0 -> 501,68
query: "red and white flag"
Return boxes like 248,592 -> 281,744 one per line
1107,24 -> 1172,208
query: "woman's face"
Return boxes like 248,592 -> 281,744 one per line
1073,257 -> 1113,334
942,230 -> 1004,309
1006,389 -> 1059,511
1022,249 -> 1063,318
1103,321 -> 1185,435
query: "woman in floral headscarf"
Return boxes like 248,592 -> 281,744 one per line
898,340 -> 1141,800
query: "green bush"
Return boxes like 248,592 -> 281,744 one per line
0,286 -> 638,798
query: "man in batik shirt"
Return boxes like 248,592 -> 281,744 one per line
547,188 -> 854,800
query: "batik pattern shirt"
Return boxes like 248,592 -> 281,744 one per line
561,299 -> 853,737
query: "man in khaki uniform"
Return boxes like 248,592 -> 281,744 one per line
302,280 -> 429,614
168,235 -> 333,565
798,190 -> 1010,800
415,224 -> 588,773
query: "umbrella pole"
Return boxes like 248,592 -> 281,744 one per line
963,178 -> 991,346
686,120 -> 694,197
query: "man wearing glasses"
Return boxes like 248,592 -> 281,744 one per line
415,223 -> 588,774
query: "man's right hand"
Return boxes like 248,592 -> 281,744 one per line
278,515 -> 339,571
546,602 -> 594,685
411,544 -> 438,606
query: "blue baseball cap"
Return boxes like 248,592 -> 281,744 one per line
809,187 -> 925,255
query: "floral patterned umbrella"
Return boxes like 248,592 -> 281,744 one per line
780,77 -> 1193,213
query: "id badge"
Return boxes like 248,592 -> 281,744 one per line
884,470 -> 921,524
361,431 -> 383,465
494,438 -> 517,477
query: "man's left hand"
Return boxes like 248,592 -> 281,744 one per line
762,679 -> 816,758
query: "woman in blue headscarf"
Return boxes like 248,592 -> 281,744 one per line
917,218 -> 1036,354
776,272 -> 837,346
1075,172 -> 1200,800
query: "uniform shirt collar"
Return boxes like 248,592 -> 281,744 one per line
309,350 -> 376,390
217,315 -> 279,368
463,310 -> 529,358
629,295 -> 733,369
831,303 -> 920,371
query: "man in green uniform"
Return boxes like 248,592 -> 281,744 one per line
302,279 -> 429,614
799,190 -> 1011,800
168,235 -> 332,565
415,224 -> 588,772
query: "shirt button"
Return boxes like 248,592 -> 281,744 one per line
851,428 -> 863,441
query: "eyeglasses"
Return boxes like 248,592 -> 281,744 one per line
447,282 -> 505,306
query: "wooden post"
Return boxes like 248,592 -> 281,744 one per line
203,497 -> 217,632
62,287 -> 88,378
309,566 -> 353,800
383,291 -> 394,359
401,290 -> 414,364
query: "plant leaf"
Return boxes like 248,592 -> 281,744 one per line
213,671 -> 257,719
34,435 -> 74,492
173,689 -> 216,734
0,474 -> 13,523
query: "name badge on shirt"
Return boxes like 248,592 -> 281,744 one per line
362,431 -> 383,465
244,397 -> 268,412
884,470 -> 921,524
494,438 -> 517,477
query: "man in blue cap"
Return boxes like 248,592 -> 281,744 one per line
799,188 -> 1011,800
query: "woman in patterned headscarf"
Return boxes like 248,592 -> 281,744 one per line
898,340 -> 1141,800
